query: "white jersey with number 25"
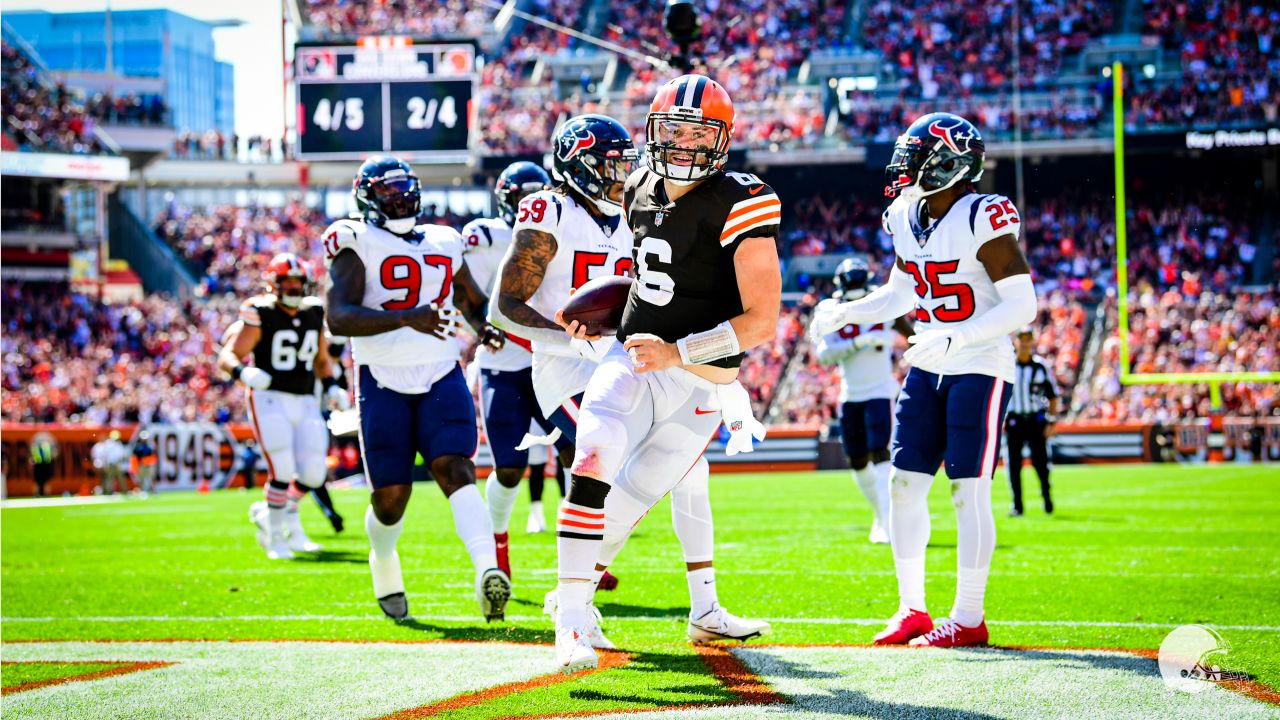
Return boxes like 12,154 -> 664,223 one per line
882,192 -> 1021,384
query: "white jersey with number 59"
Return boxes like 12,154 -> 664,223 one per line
882,192 -> 1021,383
510,190 -> 633,414
322,218 -> 464,393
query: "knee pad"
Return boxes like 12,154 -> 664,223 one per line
296,457 -> 328,490
571,409 -> 627,483
890,468 -> 933,506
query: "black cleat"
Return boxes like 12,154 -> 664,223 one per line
1044,499 -> 1054,515
328,512 -> 345,534
378,592 -> 409,620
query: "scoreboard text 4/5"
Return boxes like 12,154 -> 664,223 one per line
294,39 -> 476,160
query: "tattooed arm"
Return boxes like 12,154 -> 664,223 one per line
488,228 -> 567,345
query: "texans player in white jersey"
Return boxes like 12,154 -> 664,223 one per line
324,156 -> 510,622
217,253 -> 347,560
461,160 -> 576,581
550,77 -> 779,672
813,112 -> 1038,647
814,257 -> 913,544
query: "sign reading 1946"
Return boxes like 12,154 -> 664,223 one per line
294,37 -> 475,161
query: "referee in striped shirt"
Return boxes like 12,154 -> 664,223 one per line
1006,328 -> 1059,516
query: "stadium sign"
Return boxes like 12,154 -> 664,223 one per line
294,39 -> 476,161
1184,128 -> 1280,151
0,152 -> 129,182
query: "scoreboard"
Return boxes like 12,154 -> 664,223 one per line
294,38 -> 476,161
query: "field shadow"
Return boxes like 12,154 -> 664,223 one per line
594,601 -> 690,619
391,618 -> 553,644
288,550 -> 367,564
961,645 -> 1160,683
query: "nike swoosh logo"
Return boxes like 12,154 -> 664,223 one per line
748,185 -> 765,195
694,408 -> 717,415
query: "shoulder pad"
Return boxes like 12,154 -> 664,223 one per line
512,190 -> 563,236
299,296 -> 325,311
322,219 -> 364,266
238,295 -> 273,326
969,193 -> 1021,244
718,173 -> 781,248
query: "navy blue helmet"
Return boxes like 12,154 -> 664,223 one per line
884,112 -> 985,200
833,257 -> 871,300
495,161 -> 551,225
550,114 -> 638,217
353,155 -> 421,233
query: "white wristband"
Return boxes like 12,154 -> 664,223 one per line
676,321 -> 741,365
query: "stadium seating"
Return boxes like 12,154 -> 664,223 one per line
1,282 -> 244,425
2,42 -> 109,155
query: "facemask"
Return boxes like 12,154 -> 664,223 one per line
279,292 -> 303,308
383,217 -> 417,235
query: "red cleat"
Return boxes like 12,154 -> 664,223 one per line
597,570 -> 619,591
908,617 -> 989,647
494,532 -> 511,579
873,608 -> 933,645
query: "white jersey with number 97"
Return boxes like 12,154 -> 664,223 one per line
882,192 -> 1022,384
322,218 -> 464,393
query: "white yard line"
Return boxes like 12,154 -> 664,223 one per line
4,614 -> 1279,632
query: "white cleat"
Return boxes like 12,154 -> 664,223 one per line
477,567 -> 511,622
265,532 -> 294,560
544,589 -> 616,650
868,521 -> 891,545
688,603 -> 772,643
555,615 -> 599,675
526,502 -> 547,534
285,512 -> 322,552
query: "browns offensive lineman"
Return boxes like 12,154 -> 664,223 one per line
550,75 -> 781,672
218,253 -> 347,560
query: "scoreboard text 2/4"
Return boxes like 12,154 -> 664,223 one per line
294,40 -> 475,160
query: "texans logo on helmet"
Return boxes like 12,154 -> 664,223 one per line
927,119 -> 979,155
557,123 -> 596,161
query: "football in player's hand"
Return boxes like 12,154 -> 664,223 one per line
560,275 -> 634,336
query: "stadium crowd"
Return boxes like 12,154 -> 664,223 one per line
1,282 -> 243,425
1074,287 -> 1280,423
2,42 -> 108,155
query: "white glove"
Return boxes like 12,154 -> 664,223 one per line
326,383 -> 351,411
902,328 -> 963,368
714,380 -> 766,456
852,333 -> 882,351
571,337 -> 611,363
810,298 -> 850,339
326,408 -> 360,437
240,366 -> 272,390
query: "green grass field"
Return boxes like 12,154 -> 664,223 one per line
3,465 -> 1278,719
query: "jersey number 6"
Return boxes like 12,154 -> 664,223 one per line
635,236 -> 676,306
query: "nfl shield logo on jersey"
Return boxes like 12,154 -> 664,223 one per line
655,211 -> 664,226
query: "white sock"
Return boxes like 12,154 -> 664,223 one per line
529,500 -> 543,520
557,579 -> 595,626
894,556 -> 927,614
687,567 -> 718,619
952,566 -> 989,627
952,475 -> 996,627
265,481 -> 289,538
448,484 -> 498,574
364,506 -> 404,598
485,473 -> 520,535
853,466 -> 878,524
873,461 -> 892,527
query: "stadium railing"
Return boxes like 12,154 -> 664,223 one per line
107,196 -> 197,299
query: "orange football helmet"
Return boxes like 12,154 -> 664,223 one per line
265,252 -> 309,308
646,74 -> 735,185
